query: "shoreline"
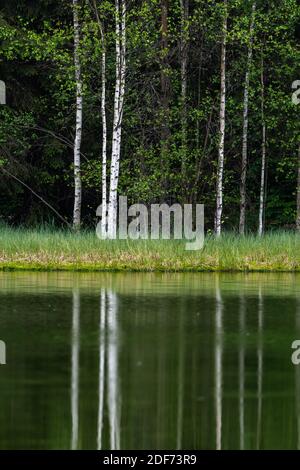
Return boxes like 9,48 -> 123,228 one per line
1,228 -> 300,272
0,266 -> 299,272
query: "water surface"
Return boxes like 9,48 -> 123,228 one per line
0,272 -> 299,450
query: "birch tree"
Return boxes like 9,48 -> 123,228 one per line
101,27 -> 107,238
107,0 -> 126,238
92,0 -> 108,238
72,0 -> 83,230
258,53 -> 266,236
239,2 -> 256,235
214,0 -> 227,236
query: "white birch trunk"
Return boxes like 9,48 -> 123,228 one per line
72,0 -> 83,230
92,0 -> 108,238
239,2 -> 256,234
108,0 -> 126,238
101,47 -> 108,237
258,53 -> 266,236
214,0 -> 227,236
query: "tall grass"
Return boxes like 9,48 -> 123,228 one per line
0,225 -> 300,271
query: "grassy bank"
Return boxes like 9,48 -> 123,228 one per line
0,226 -> 300,272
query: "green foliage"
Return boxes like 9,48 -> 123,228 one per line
0,0 -> 299,230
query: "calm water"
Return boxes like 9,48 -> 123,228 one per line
0,271 -> 300,450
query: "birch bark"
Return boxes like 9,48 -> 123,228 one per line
108,0 -> 126,238
92,0 -> 108,238
214,0 -> 227,236
239,2 -> 256,234
258,53 -> 266,236
101,44 -> 107,237
72,0 -> 83,230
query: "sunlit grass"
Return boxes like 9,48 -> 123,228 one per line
0,225 -> 300,271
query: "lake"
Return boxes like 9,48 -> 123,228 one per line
0,271 -> 299,450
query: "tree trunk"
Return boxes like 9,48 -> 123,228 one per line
239,2 -> 256,235
296,143 -> 300,232
72,0 -> 83,230
180,0 -> 189,189
92,0 -> 107,238
214,0 -> 227,237
101,47 -> 107,237
258,53 -> 266,236
108,0 -> 126,239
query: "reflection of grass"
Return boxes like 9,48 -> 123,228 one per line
0,226 -> 300,272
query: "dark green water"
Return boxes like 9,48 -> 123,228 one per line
0,272 -> 300,450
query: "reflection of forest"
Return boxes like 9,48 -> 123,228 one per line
0,273 -> 299,449
68,279 -> 287,450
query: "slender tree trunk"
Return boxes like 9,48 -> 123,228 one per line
101,47 -> 107,237
180,0 -> 189,189
296,143 -> 300,232
239,2 -> 256,235
214,0 -> 227,236
258,53 -> 266,236
92,0 -> 107,238
108,0 -> 126,238
72,0 -> 83,230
